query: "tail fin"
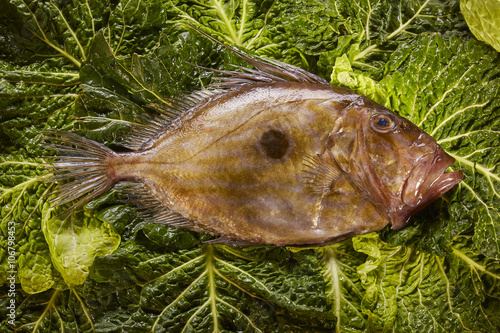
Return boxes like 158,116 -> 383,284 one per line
43,131 -> 117,214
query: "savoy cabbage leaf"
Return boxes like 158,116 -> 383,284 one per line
1,0 -> 500,332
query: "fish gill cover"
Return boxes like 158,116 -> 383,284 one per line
0,0 -> 499,332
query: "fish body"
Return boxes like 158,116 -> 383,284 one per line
110,82 -> 388,245
45,38 -> 463,246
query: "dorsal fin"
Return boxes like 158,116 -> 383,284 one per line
190,26 -> 329,88
122,90 -> 221,150
123,28 -> 329,150
227,55 -> 329,85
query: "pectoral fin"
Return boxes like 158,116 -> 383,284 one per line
301,153 -> 343,195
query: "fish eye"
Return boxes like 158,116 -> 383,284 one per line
370,113 -> 395,133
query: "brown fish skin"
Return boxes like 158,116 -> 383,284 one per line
45,39 -> 463,246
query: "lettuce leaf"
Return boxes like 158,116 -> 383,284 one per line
1,0 -> 499,332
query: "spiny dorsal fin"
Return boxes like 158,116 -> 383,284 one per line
301,153 -> 343,195
191,26 -> 329,88
228,55 -> 329,85
122,89 -> 222,150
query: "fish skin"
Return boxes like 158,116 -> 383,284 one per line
45,39 -> 463,246
107,82 -> 383,245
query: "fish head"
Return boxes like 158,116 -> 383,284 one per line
326,99 -> 463,230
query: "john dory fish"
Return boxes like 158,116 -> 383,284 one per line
44,36 -> 463,246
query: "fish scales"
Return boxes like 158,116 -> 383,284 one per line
108,82 -> 374,245
44,34 -> 463,246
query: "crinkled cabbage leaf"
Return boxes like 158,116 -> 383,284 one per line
1,0 -> 499,331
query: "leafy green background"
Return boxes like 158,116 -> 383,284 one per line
1,0 -> 499,332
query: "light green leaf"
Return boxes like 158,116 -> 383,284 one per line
342,234 -> 500,332
461,0 -> 500,52
41,204 -> 121,287
330,53 -> 388,104
0,155 -> 63,293
319,241 -> 368,332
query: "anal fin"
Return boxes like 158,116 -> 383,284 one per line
115,181 -> 200,231
287,231 -> 356,247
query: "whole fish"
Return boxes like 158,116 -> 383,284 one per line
44,37 -> 463,246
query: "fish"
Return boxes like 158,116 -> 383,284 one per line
43,34 -> 463,247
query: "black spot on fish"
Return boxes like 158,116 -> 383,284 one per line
259,129 -> 290,159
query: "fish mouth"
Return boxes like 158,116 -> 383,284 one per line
392,146 -> 463,229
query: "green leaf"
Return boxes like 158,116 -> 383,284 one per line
41,204 -> 121,287
319,241 -> 368,332
7,0 -> 95,68
348,234 -> 500,332
461,0 -> 500,52
0,289 -> 96,331
315,0 -> 467,79
106,0 -> 168,55
169,0 -> 272,48
84,240 -> 329,331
